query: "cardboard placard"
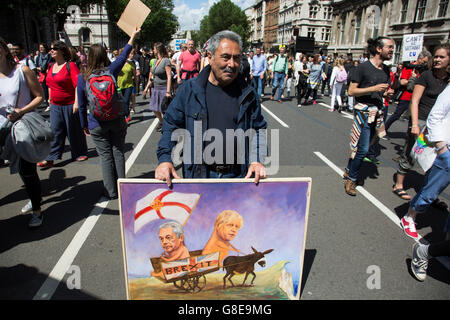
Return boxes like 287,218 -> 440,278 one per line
117,0 -> 151,37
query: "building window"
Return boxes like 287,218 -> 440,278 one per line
340,17 -> 346,45
321,27 -> 330,41
354,14 -> 361,44
323,6 -> 332,20
400,0 -> 408,22
307,27 -> 316,38
394,40 -> 402,64
417,0 -> 427,21
309,6 -> 319,19
438,0 -> 449,17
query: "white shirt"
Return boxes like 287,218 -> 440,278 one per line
426,84 -> 450,145
19,56 -> 36,70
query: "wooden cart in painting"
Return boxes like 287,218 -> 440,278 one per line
150,250 -> 220,293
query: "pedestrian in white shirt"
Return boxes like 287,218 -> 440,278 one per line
329,58 -> 347,112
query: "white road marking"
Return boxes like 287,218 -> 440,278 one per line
33,117 -> 160,300
314,151 -> 450,270
319,102 -> 353,119
261,103 -> 290,128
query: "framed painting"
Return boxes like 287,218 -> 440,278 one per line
118,178 -> 311,300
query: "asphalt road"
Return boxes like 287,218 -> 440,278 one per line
0,85 -> 449,301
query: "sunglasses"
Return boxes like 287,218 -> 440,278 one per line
50,47 -> 60,51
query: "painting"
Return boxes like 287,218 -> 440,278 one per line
118,178 -> 311,300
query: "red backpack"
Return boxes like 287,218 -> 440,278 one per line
86,69 -> 126,121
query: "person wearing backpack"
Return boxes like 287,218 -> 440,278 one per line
329,58 -> 347,112
37,40 -> 88,169
0,37 -> 45,227
76,28 -> 141,200
270,46 -> 289,103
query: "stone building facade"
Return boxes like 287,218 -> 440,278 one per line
328,0 -> 449,62
264,0 -> 281,52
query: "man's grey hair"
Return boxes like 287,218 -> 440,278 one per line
159,221 -> 184,238
418,50 -> 432,60
207,30 -> 242,57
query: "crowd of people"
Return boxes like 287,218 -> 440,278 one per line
0,30 -> 448,283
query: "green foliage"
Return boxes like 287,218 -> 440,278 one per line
197,0 -> 250,50
105,0 -> 178,45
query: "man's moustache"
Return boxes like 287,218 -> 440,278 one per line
223,67 -> 235,73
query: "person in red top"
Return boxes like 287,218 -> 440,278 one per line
176,39 -> 201,85
384,51 -> 431,132
38,40 -> 88,169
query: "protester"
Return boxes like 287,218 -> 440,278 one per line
0,37 -> 45,227
400,83 -> 449,241
270,46 -> 288,103
385,50 -> 432,133
200,48 -> 210,72
329,57 -> 347,112
284,56 -> 294,99
294,54 -> 309,108
76,28 -> 141,200
35,43 -> 52,109
141,47 -> 152,99
343,37 -> 394,196
37,40 -> 88,169
143,42 -> 172,133
392,44 -> 449,201
303,54 -> 324,105
250,47 -> 267,102
155,30 -> 267,186
11,43 -> 37,73
111,50 -> 119,62
177,39 -> 201,85
321,57 -> 333,96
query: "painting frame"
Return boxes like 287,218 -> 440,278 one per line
118,177 -> 312,300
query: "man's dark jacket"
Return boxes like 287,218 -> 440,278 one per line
157,65 -> 268,178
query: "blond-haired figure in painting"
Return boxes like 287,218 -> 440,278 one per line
151,221 -> 190,277
202,210 -> 243,265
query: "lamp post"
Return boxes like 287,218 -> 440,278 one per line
282,3 -> 287,45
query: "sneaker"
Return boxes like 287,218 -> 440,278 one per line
411,243 -> 428,281
313,100 -> 317,105
76,155 -> 88,162
328,108 -> 335,112
28,212 -> 43,228
21,201 -> 33,214
44,106 -> 51,112
363,156 -> 380,165
37,160 -> 53,169
261,93 -> 265,97
345,179 -> 357,196
400,216 -> 418,240
297,104 -> 302,108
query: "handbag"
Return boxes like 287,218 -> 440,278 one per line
410,126 -> 437,172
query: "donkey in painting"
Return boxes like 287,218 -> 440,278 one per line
222,247 -> 274,288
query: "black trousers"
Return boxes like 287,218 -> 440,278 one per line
18,158 -> 41,211
296,83 -> 308,104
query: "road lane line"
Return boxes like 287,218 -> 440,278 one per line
261,103 -> 290,128
33,117 -> 159,300
313,151 -> 404,229
314,151 -> 450,270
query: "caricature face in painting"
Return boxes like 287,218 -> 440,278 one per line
159,225 -> 184,255
216,210 -> 243,241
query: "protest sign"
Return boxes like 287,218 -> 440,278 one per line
117,0 -> 151,37
402,34 -> 424,62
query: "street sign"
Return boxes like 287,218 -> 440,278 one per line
174,39 -> 187,51
402,34 -> 424,62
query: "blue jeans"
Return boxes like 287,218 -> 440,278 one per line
47,104 -> 88,161
252,76 -> 263,100
271,72 -> 285,100
120,87 -> 133,116
346,120 -> 376,181
410,149 -> 450,214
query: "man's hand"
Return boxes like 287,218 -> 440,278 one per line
411,125 -> 420,137
83,128 -> 90,136
372,83 -> 389,93
259,73 -> 264,80
177,78 -> 182,85
244,162 -> 267,184
384,88 -> 395,98
155,162 -> 181,187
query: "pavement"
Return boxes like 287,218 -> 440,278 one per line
0,86 -> 449,301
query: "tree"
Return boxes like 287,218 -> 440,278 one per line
105,0 -> 178,46
6,0 -> 103,31
197,0 -> 250,50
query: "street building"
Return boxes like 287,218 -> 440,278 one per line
328,0 -> 449,62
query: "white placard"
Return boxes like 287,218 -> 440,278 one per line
402,34 -> 424,62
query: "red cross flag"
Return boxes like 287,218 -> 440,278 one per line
134,189 -> 200,233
